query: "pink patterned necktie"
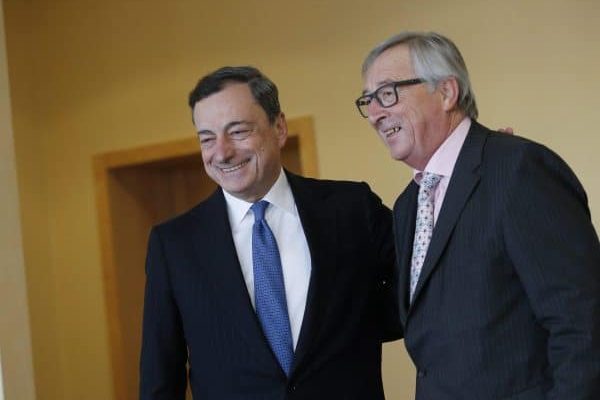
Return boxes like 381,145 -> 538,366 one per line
410,172 -> 442,303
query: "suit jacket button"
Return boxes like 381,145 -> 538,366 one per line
417,369 -> 426,378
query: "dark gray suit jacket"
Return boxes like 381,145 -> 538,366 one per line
140,171 -> 400,399
393,122 -> 600,399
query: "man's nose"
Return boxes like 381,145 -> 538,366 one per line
367,100 -> 387,126
213,135 -> 235,161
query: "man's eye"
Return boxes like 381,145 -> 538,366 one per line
380,89 -> 395,98
230,129 -> 251,139
199,137 -> 215,145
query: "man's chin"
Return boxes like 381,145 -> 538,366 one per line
389,149 -> 409,162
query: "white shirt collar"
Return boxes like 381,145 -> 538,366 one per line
222,169 -> 297,227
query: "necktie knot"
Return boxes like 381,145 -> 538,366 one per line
251,200 -> 269,221
421,172 -> 442,192
418,172 -> 442,203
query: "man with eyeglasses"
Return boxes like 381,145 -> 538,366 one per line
140,66 -> 400,399
357,32 -> 600,399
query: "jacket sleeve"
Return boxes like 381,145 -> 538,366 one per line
139,228 -> 188,400
503,143 -> 600,399
363,183 -> 403,342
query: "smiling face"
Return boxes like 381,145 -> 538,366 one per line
192,82 -> 287,202
363,44 -> 455,170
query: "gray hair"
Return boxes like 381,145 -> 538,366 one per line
362,32 -> 478,120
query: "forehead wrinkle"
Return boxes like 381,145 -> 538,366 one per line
365,48 -> 414,88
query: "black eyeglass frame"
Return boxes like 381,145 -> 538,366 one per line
355,78 -> 425,118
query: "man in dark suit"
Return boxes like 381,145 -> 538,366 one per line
357,32 -> 600,399
139,66 -> 399,399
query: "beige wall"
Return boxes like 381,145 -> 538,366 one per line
0,1 -> 36,399
3,0 -> 600,399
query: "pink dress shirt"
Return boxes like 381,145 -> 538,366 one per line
413,117 -> 471,225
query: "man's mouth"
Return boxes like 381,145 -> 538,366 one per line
382,125 -> 402,138
219,160 -> 250,173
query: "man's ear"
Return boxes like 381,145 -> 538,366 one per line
274,112 -> 288,148
438,77 -> 460,112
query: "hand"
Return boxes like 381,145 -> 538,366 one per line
498,127 -> 514,134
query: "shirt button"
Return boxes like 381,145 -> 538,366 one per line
417,369 -> 426,378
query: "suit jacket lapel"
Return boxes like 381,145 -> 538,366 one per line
394,182 -> 418,324
285,172 -> 338,376
409,123 -> 487,308
189,190 -> 272,354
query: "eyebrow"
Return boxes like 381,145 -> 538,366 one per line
197,120 -> 250,135
361,79 -> 395,95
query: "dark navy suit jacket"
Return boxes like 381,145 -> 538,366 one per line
140,172 -> 400,399
394,122 -> 600,399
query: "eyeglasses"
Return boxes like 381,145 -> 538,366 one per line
355,78 -> 425,118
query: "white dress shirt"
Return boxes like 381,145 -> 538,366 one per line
222,169 -> 311,349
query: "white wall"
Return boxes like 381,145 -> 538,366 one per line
0,1 -> 36,398
0,350 -> 5,400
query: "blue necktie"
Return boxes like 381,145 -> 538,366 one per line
251,200 -> 294,376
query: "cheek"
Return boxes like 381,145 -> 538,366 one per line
201,151 -> 212,166
393,102 -> 414,125
403,107 -> 425,133
252,145 -> 264,163
254,140 -> 272,158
